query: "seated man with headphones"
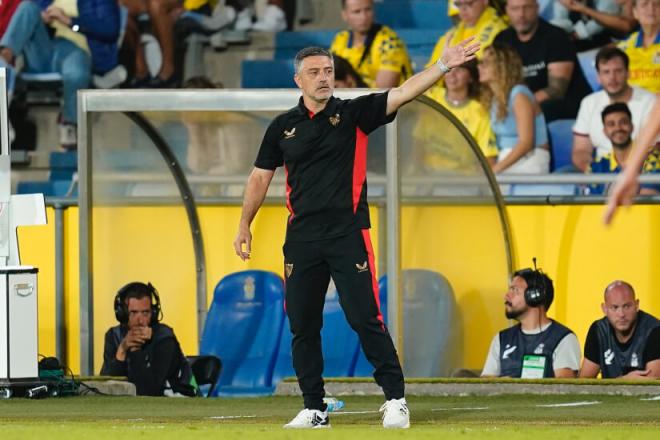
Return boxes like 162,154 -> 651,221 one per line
481,266 -> 581,378
100,282 -> 197,396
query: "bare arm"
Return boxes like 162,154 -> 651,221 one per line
560,0 -> 637,34
492,92 -> 535,173
578,357 -> 601,378
534,62 -> 573,103
375,70 -> 401,89
645,359 -> 660,379
571,134 -> 594,172
386,37 -> 480,115
554,367 -> 578,378
604,96 -> 660,224
233,167 -> 275,260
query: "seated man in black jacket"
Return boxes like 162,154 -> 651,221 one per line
101,281 -> 197,396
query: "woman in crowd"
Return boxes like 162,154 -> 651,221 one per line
478,43 -> 550,174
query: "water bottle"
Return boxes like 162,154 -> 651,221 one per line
323,397 -> 345,412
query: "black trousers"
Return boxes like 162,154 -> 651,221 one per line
283,229 -> 405,410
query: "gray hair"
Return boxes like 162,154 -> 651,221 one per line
294,47 -> 333,74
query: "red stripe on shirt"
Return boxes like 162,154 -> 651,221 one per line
353,128 -> 368,214
284,165 -> 294,224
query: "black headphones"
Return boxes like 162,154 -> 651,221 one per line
517,258 -> 554,309
114,281 -> 162,326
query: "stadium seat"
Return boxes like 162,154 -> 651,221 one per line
508,184 -> 578,196
200,270 -> 286,396
241,60 -> 296,88
538,0 -> 553,21
353,270 -> 456,377
578,48 -> 602,92
274,30 -> 338,59
375,0 -> 452,30
548,119 -> 576,171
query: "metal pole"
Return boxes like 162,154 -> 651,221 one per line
54,205 -> 66,363
78,91 -> 94,375
385,120 -> 403,358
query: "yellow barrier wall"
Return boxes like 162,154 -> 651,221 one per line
18,203 -> 660,373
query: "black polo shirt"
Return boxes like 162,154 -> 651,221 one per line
494,19 -> 591,101
255,92 -> 395,242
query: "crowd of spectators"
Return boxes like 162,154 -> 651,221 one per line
0,0 -> 657,192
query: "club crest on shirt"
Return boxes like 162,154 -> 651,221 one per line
329,113 -> 341,127
284,128 -> 296,139
285,263 -> 294,278
355,261 -> 368,273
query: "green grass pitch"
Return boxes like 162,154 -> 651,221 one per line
0,394 -> 658,439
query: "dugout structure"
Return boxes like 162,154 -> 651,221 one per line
77,90 -> 513,376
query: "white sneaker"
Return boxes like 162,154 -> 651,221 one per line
380,397 -> 410,429
233,7 -> 253,31
252,4 -> 286,32
283,408 -> 330,429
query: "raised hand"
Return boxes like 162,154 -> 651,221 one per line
440,36 -> 480,70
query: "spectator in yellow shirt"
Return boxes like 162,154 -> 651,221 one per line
330,0 -> 413,88
428,0 -> 507,65
424,59 -> 497,164
618,0 -> 660,93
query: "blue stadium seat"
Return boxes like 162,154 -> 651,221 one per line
538,0 -> 553,21
274,30 -> 338,59
49,151 -> 77,181
200,270 -> 286,396
509,184 -> 578,196
241,60 -> 296,88
548,119 -> 576,171
375,0 -> 452,30
578,48 -> 602,92
16,179 -> 77,197
353,270 -> 456,377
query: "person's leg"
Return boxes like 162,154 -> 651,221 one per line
53,39 -> 91,124
326,230 -> 405,400
146,0 -> 182,83
0,1 -> 53,72
283,239 -> 330,411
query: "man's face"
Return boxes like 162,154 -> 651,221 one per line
342,0 -> 374,34
602,111 -> 633,148
127,296 -> 153,329
633,0 -> 660,28
504,276 -> 529,320
294,55 -> 335,103
597,57 -> 629,97
454,0 -> 488,26
506,0 -> 539,36
602,285 -> 639,334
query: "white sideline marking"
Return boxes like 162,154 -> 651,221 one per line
431,407 -> 489,411
536,401 -> 602,408
208,415 -> 258,420
640,395 -> 660,401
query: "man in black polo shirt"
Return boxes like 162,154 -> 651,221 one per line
233,40 -> 480,428
580,280 -> 660,379
494,0 -> 592,122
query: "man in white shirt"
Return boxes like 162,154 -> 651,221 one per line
571,46 -> 656,172
481,267 -> 581,378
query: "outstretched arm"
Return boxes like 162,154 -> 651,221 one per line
233,167 -> 275,260
386,36 -> 480,115
604,96 -> 660,224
